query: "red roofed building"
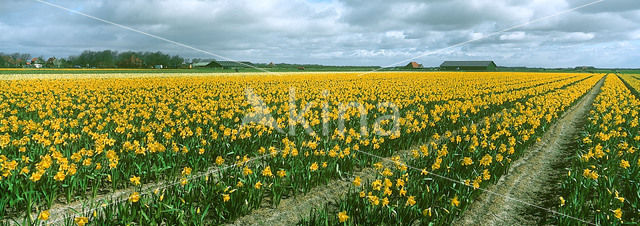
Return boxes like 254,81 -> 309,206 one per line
31,57 -> 45,65
405,61 -> 423,69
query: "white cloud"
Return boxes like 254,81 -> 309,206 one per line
384,31 -> 405,39
552,32 -> 595,42
0,0 -> 638,67
499,32 -> 526,41
631,30 -> 640,40
469,32 -> 484,40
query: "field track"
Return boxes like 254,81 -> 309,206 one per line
455,75 -> 606,225
227,168 -> 375,226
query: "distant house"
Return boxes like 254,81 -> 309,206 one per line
440,61 -> 497,71
31,57 -> 44,65
33,64 -> 43,68
405,61 -> 423,69
153,65 -> 163,69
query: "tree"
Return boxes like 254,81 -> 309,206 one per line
169,55 -> 184,68
0,50 -> 191,68
53,58 -> 67,68
33,56 -> 45,64
95,50 -> 117,68
46,57 -> 56,68
72,50 -> 95,67
19,53 -> 31,63
117,51 -> 143,68
142,51 -> 171,67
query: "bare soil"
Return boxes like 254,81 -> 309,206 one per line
455,75 -> 605,226
228,167 -> 377,226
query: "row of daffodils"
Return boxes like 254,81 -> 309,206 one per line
0,72 -> 599,225
301,74 -> 603,225
555,74 -> 640,225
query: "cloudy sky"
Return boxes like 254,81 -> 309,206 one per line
1,0 -> 639,68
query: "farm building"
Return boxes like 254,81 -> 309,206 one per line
440,61 -> 497,71
405,61 -> 423,69
215,61 -> 255,69
192,61 -> 212,67
192,60 -> 255,69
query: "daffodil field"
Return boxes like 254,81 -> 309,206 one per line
1,72 -> 637,225
555,75 -> 640,225
301,73 -> 603,225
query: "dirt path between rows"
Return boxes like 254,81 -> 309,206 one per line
228,167 -> 376,226
455,74 -> 605,226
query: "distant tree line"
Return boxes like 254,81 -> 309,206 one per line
0,53 -> 33,67
0,50 -> 186,68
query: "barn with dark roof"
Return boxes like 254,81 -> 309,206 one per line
192,60 -> 255,69
440,61 -> 497,71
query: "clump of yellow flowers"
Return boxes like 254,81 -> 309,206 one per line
0,72 -> 612,225
556,75 -> 640,224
